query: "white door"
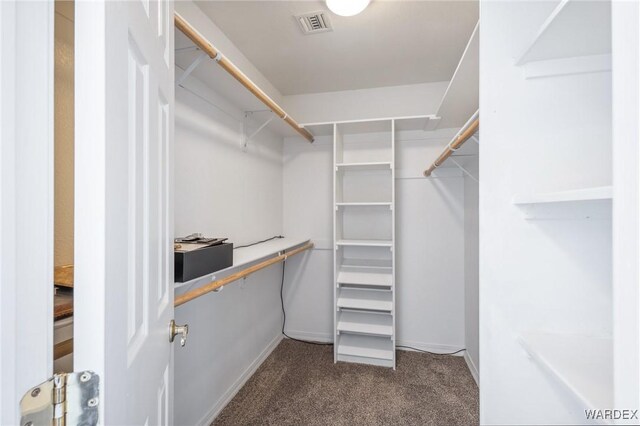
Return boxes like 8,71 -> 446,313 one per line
74,1 -> 175,425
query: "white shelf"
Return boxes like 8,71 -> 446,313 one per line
337,289 -> 393,312
513,186 -> 612,204
337,312 -> 393,337
336,202 -> 392,208
516,0 -> 611,66
341,258 -> 392,270
513,186 -> 612,220
337,268 -> 392,288
174,237 -> 310,288
337,335 -> 394,360
336,239 -> 393,248
336,162 -> 392,172
435,21 -> 479,129
519,331 -> 613,410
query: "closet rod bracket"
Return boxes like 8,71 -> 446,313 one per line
243,112 -> 277,149
450,158 -> 479,183
176,52 -> 208,87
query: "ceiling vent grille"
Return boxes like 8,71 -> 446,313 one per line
296,11 -> 333,35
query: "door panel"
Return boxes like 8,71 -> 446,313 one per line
75,1 -> 174,424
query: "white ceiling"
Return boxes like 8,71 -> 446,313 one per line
194,0 -> 479,96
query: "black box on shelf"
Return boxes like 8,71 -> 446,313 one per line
174,242 -> 233,283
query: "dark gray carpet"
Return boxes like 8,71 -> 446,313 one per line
213,339 -> 479,426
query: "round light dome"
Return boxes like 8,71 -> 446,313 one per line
326,0 -> 371,17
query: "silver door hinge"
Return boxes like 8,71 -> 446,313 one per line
20,371 -> 99,426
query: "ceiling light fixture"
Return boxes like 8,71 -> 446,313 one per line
326,0 -> 371,17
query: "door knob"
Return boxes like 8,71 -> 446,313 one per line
169,320 -> 189,347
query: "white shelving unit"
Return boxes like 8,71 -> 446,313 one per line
333,119 -> 396,369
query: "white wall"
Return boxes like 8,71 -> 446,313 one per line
282,134 -> 334,341
480,1 -> 612,424
282,81 -> 449,125
395,128 -> 466,352
282,127 -> 468,353
463,158 -> 479,384
173,69 -> 285,426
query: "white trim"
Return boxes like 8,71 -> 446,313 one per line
197,334 -> 284,426
0,1 -> 54,423
464,352 -> 480,387
612,0 -> 640,411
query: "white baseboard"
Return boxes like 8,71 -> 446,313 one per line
283,329 -> 333,343
464,352 -> 480,387
197,333 -> 284,426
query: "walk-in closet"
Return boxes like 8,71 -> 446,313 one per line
3,0 -> 638,425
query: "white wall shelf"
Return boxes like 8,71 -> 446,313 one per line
337,312 -> 393,337
337,334 -> 394,361
515,0 -> 611,66
336,162 -> 392,171
519,331 -> 613,411
340,258 -> 392,270
337,296 -> 392,313
435,21 -> 479,129
336,202 -> 392,208
336,239 -> 393,248
513,186 -> 612,220
174,237 -> 309,289
337,268 -> 392,288
522,54 -> 612,80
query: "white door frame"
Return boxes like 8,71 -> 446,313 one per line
0,0 -> 55,424
612,0 -> 640,412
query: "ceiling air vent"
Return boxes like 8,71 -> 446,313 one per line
296,11 -> 333,35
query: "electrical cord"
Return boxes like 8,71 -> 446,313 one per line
234,235 -> 284,250
279,259 -> 464,356
280,260 -> 333,346
396,345 -> 466,356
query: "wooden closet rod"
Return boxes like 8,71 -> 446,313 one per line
423,113 -> 479,177
175,13 -> 314,143
174,241 -> 314,307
